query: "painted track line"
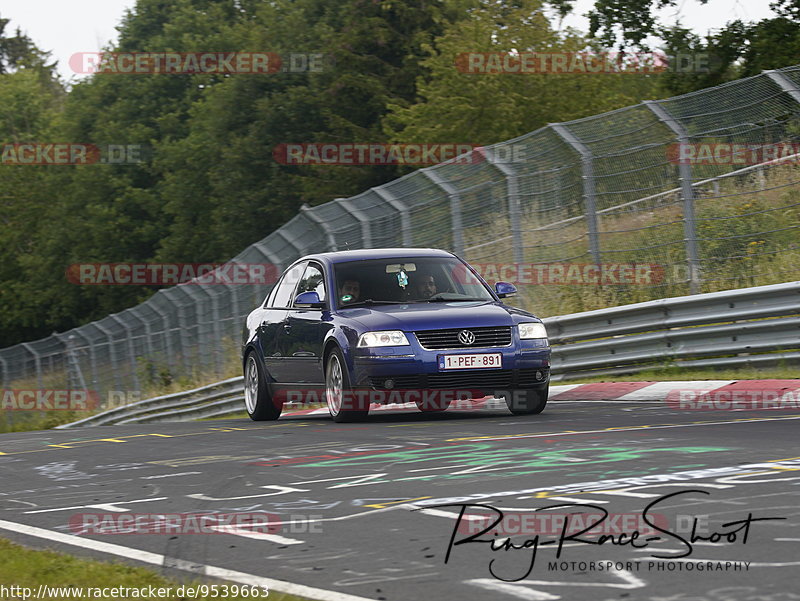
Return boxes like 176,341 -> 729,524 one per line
0,519 -> 376,601
447,414 -> 800,442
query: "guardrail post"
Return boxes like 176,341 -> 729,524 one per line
550,124 -> 601,265
422,169 -> 464,256
372,187 -> 412,247
644,100 -> 701,294
481,148 -> 524,264
300,204 -> 338,251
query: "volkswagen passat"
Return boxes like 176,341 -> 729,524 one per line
241,248 -> 550,422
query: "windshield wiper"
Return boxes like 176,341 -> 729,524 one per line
341,299 -> 401,308
422,297 -> 491,303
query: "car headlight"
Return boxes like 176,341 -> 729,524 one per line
518,322 -> 547,340
357,331 -> 410,347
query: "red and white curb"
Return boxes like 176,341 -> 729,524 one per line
282,380 -> 800,417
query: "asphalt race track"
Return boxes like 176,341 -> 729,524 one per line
1,398 -> 800,601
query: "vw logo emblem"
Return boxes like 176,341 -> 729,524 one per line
458,330 -> 476,345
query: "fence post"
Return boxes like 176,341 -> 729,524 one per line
644,100 -> 700,294
481,147 -> 524,264
93,322 -> 123,392
0,354 -> 7,389
21,343 -> 43,389
372,187 -> 412,247
550,124 -> 601,265
764,69 -> 800,104
422,168 -> 464,256
53,332 -> 87,392
149,301 -> 175,372
301,204 -> 338,251
335,197 -> 372,249
109,314 -> 141,393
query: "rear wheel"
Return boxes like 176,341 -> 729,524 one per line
325,348 -> 369,423
244,353 -> 282,421
504,386 -> 548,415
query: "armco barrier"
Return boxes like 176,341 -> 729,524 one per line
58,280 -> 800,427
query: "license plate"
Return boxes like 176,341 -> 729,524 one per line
438,353 -> 502,370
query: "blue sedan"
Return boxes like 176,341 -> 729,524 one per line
241,248 -> 550,422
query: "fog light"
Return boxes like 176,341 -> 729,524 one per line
535,370 -> 543,381
384,379 -> 395,389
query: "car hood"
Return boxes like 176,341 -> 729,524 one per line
337,301 -> 536,332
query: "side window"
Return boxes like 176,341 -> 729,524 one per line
270,262 -> 306,308
294,264 -> 326,304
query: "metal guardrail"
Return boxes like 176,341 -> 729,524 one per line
58,280 -> 800,427
544,280 -> 800,380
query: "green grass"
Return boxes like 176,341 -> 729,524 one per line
0,537 -> 312,601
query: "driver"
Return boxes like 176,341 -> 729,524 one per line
415,273 -> 438,299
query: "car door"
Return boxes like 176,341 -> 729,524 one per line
260,261 -> 306,383
277,262 -> 331,384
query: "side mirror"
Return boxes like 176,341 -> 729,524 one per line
293,291 -> 324,308
495,281 -> 517,298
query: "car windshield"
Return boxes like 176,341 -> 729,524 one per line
333,256 -> 494,307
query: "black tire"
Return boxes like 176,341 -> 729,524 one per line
504,386 -> 548,415
244,353 -> 282,421
325,348 -> 369,423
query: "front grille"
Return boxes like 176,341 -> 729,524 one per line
427,369 -> 513,389
414,326 -> 512,350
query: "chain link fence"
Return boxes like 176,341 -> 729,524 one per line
3,65 -> 800,402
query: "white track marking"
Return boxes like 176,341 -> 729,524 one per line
24,497 -> 169,514
466,568 -> 646,600
208,525 -> 304,545
454,414 -> 800,442
616,381 -> 734,401
546,384 -> 584,399
0,519 -> 375,601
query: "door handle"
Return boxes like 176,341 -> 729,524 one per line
283,323 -> 292,332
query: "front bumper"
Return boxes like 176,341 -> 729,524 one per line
351,333 -> 550,393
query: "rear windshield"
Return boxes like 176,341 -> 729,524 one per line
332,256 -> 493,307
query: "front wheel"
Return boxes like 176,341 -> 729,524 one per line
325,348 -> 369,423
504,386 -> 548,415
244,353 -> 282,421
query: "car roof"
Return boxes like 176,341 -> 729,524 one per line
300,248 -> 455,265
